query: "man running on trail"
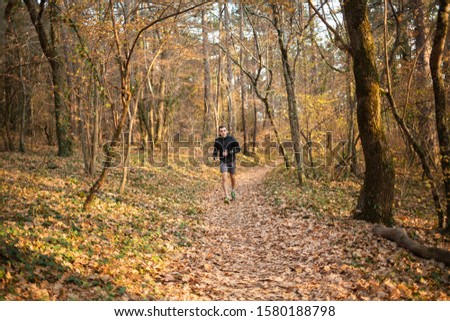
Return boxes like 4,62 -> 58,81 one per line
213,125 -> 241,204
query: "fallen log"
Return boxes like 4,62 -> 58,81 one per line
372,224 -> 450,266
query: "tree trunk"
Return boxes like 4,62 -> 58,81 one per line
224,1 -> 235,134
84,0 -> 133,210
214,3 -> 224,136
161,101 -> 171,142
305,131 -> 317,178
383,0 -> 444,228
119,77 -> 144,194
271,4 -> 303,184
346,58 -> 359,176
155,70 -> 166,145
29,92 -> 35,147
3,0 -> 19,152
344,0 -> 395,226
413,0 -> 428,75
18,50 -> 27,154
84,73 -> 131,210
445,11 -> 450,94
201,8 -> 212,139
414,0 -> 434,165
326,132 -> 334,180
430,0 -> 450,231
373,224 -> 450,266
261,96 -> 289,168
139,98 -> 153,150
61,21 -> 77,138
138,101 -> 148,166
3,97 -> 15,152
90,83 -> 100,176
119,111 -> 133,195
78,87 -> 91,175
214,58 -> 222,136
144,79 -> 155,148
24,0 -> 73,157
239,3 -> 249,155
252,93 -> 257,152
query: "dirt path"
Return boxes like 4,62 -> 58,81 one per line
159,166 -> 353,300
158,165 -> 450,300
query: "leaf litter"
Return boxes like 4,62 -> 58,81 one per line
1,151 -> 448,300
159,166 -> 449,300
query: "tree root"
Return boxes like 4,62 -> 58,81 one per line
372,224 -> 450,266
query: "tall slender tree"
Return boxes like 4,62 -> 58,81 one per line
271,3 -> 303,184
224,0 -> 235,134
202,8 -> 212,139
239,3 -> 249,155
414,0 -> 434,161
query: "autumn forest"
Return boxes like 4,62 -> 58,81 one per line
1,0 -> 449,301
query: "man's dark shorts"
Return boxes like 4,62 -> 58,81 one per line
220,160 -> 236,175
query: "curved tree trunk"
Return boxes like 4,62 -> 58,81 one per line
344,0 -> 395,226
84,73 -> 131,210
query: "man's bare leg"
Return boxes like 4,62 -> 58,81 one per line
230,173 -> 236,191
230,173 -> 237,200
222,172 -> 229,198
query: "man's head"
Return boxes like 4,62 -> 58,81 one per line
219,125 -> 228,138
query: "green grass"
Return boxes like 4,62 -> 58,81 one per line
0,149 -> 216,300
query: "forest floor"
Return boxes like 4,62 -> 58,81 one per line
1,149 -> 449,300
159,166 -> 450,300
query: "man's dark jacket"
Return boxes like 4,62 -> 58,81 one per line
213,134 -> 241,164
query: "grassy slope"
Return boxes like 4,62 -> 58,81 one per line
0,148 -> 216,300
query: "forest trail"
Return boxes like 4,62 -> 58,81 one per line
160,166 -> 363,300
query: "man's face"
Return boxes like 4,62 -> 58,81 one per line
219,127 -> 227,137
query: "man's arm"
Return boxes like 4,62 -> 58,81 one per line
213,140 -> 220,160
229,137 -> 241,155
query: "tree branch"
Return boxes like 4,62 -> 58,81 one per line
373,224 -> 450,266
307,0 -> 352,54
125,1 -> 211,73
